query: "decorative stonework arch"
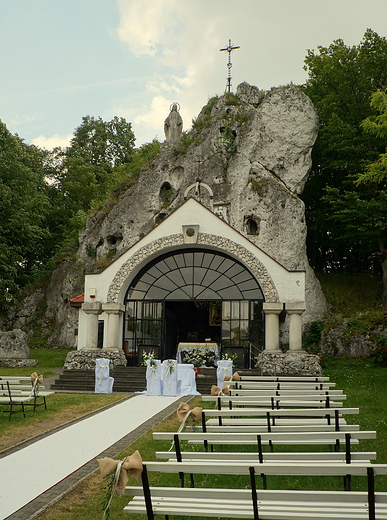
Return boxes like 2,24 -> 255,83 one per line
107,233 -> 279,303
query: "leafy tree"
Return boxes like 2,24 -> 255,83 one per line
357,89 -> 387,184
322,182 -> 387,309
0,120 -> 49,311
301,29 -> 387,274
353,89 -> 387,309
66,115 -> 135,167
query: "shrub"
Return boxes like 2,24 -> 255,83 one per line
370,334 -> 387,366
302,320 -> 325,354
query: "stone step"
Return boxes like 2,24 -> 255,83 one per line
49,367 -> 262,394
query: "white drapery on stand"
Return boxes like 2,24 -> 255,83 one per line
161,359 -> 178,396
146,359 -> 162,396
216,359 -> 232,388
95,358 -> 114,394
177,364 -> 200,395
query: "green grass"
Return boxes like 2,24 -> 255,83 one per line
0,347 -> 71,377
37,358 -> 387,520
0,347 -> 125,449
0,392 -> 125,450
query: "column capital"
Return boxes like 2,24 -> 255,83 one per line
102,303 -> 125,314
82,302 -> 103,314
263,302 -> 284,314
285,302 -> 306,314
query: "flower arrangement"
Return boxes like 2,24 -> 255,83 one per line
166,359 -> 175,374
141,350 -> 156,366
183,348 -> 215,367
221,349 -> 239,368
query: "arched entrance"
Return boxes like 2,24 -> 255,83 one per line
123,249 -> 265,365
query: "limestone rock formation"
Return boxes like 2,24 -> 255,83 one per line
6,82 -> 327,348
0,329 -> 29,359
0,329 -> 37,367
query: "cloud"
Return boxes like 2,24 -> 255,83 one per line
32,133 -> 73,150
115,1 -> 221,88
133,95 -> 171,132
116,0 -> 185,58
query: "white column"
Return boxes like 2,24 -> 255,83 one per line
263,303 -> 283,352
82,302 -> 102,349
102,303 -> 125,351
285,302 -> 306,351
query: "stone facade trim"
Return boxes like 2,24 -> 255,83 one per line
106,233 -> 279,303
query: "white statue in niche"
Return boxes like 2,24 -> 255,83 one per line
164,103 -> 183,142
214,205 -> 229,222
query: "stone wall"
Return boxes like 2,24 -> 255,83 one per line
63,349 -> 127,370
255,351 -> 322,376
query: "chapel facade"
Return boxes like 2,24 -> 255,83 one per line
73,83 -> 327,368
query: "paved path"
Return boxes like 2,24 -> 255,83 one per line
1,394 -> 183,520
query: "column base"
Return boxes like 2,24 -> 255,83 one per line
254,351 -> 322,376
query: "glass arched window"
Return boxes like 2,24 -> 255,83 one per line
126,249 -> 263,301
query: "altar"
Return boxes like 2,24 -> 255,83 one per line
176,342 -> 220,364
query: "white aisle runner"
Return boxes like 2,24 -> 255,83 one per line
0,395 -> 180,519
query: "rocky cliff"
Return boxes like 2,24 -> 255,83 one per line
4,82 -> 327,348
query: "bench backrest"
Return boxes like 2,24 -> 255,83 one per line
201,407 -> 359,417
143,460 -> 387,476
153,430 -> 376,443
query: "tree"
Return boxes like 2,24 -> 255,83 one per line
357,89 -> 387,184
47,115 -> 137,222
66,115 -> 135,167
301,29 -> 387,275
352,89 -> 387,309
0,120 -> 50,311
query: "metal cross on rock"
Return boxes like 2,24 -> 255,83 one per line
220,39 -> 240,93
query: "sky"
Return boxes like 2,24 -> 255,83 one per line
1,0 -> 387,150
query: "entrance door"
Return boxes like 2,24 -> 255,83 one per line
164,301 -> 221,358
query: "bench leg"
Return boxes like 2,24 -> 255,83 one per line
367,467 -> 376,520
257,435 -> 263,463
249,466 -> 260,520
8,402 -> 26,421
141,465 -> 154,520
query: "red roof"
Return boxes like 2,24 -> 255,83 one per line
69,293 -> 84,307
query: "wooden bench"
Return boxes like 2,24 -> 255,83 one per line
0,376 -> 32,382
202,407 -> 358,427
156,449 -> 377,464
0,381 -> 53,420
223,388 -> 345,397
153,431 -> 377,459
199,407 -> 359,418
190,409 -> 357,433
202,395 -> 344,408
0,377 -> 46,391
235,375 -> 331,382
226,381 -> 337,390
124,461 -> 387,519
